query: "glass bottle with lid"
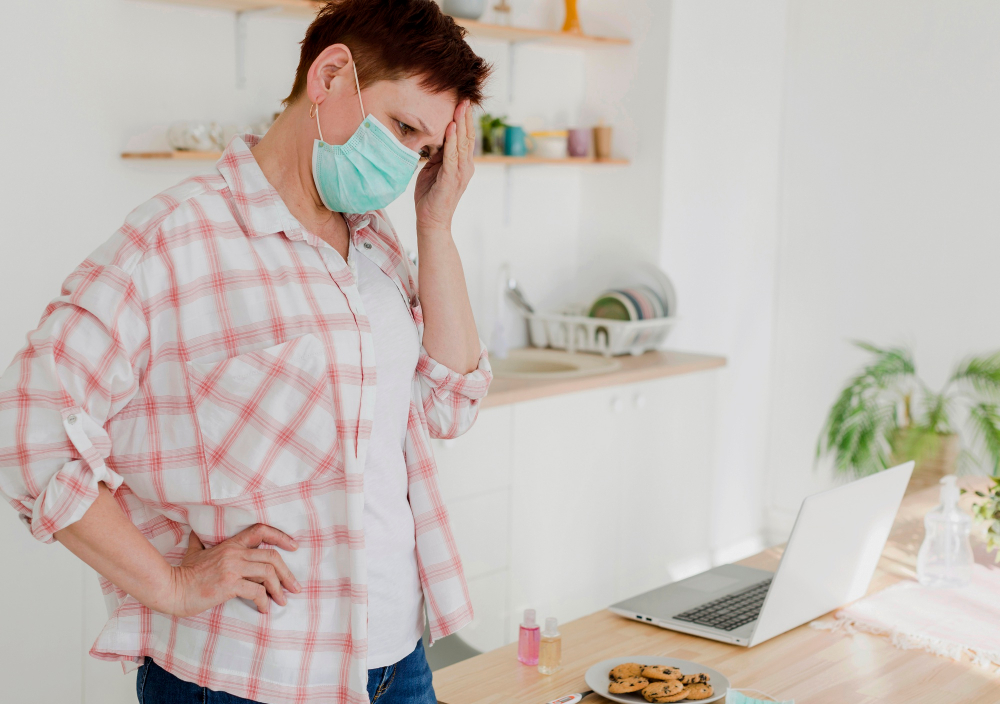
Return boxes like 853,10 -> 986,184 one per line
517,609 -> 540,665
538,617 -> 562,675
916,475 -> 973,588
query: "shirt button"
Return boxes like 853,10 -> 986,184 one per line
363,242 -> 372,250
67,414 -> 77,425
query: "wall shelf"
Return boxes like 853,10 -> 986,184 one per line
137,0 -> 631,47
451,18 -> 630,48
139,0 -> 320,17
121,151 -> 629,166
476,155 -> 628,165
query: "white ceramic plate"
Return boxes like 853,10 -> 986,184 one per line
584,656 -> 729,704
604,262 -> 678,319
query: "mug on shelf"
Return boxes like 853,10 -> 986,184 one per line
593,124 -> 613,160
504,125 -> 532,157
567,127 -> 590,157
442,0 -> 487,19
529,130 -> 569,159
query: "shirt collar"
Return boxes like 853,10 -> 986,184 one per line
214,134 -> 300,239
216,135 -> 380,245
214,135 -> 413,297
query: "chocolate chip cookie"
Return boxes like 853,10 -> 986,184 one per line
681,673 -> 711,686
641,665 -> 683,681
609,663 -> 644,681
641,680 -> 686,703
608,676 -> 650,693
683,683 -> 715,700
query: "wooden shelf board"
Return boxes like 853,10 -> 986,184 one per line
135,1 -> 630,46
452,18 -> 630,47
122,151 -> 628,166
481,349 -> 727,409
122,150 -> 224,160
475,155 -> 628,165
139,0 -> 321,17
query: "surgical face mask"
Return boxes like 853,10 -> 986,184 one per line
726,690 -> 794,704
311,61 -> 421,214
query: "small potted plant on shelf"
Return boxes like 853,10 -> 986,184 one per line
817,342 -> 1000,505
479,113 -> 508,155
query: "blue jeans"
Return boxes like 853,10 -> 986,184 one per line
136,640 -> 436,704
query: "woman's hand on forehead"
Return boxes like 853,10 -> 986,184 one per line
413,99 -> 476,233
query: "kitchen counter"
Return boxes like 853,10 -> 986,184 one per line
432,477 -> 998,704
481,350 -> 727,409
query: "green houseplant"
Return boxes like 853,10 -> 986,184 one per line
479,113 -> 507,155
817,342 -> 1000,557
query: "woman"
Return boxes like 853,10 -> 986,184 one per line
0,2 -> 491,703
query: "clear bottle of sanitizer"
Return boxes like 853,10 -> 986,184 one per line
538,617 -> 562,675
517,609 -> 540,665
916,475 -> 973,588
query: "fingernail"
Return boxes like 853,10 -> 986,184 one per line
293,580 -> 302,592
290,540 -> 298,550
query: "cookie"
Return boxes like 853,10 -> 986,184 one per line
609,663 -> 645,681
641,680 -> 686,703
683,683 -> 715,700
609,676 -> 649,693
681,673 -> 711,686
642,665 -> 683,681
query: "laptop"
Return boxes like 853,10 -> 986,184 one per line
608,462 -> 914,646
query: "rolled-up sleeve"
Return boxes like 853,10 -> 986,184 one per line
0,263 -> 147,543
415,340 -> 492,440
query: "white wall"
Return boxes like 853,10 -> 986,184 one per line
763,0 -> 1000,539
656,1 -> 788,562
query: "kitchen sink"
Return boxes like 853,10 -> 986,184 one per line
490,348 -> 621,379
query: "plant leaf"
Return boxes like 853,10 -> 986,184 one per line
818,342 -> 915,478
967,402 -> 1000,476
951,351 -> 1000,402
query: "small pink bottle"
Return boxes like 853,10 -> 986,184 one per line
517,608 -> 541,665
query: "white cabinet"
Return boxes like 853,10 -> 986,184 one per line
509,385 -> 624,642
434,369 -> 720,651
614,373 -> 716,601
431,406 -> 514,653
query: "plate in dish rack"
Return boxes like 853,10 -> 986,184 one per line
584,656 -> 729,703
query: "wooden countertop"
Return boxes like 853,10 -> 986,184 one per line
481,350 -> 727,409
433,478 -> 999,704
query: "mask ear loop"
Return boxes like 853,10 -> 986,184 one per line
351,60 -> 365,120
311,59 -> 365,144
312,100 -> 325,144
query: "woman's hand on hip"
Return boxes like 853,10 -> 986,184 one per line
165,524 -> 302,617
414,99 -> 475,234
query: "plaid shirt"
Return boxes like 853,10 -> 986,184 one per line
0,135 -> 491,704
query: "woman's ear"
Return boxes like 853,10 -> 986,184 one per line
306,43 -> 354,106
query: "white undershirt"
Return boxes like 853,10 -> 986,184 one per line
352,244 -> 424,668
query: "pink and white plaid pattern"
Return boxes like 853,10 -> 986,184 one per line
0,135 -> 491,704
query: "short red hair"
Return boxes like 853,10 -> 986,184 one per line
284,0 -> 491,107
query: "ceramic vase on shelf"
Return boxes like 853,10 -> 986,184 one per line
442,0 -> 487,20
562,0 -> 582,34
492,0 -> 511,26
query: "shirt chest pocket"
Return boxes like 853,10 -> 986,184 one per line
185,333 -> 340,500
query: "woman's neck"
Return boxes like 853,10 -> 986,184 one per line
250,102 -> 350,260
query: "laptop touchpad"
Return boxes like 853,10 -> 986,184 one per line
679,573 -> 742,594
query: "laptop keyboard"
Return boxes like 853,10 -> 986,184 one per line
672,579 -> 772,632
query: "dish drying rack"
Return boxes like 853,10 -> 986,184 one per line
519,306 -> 678,357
